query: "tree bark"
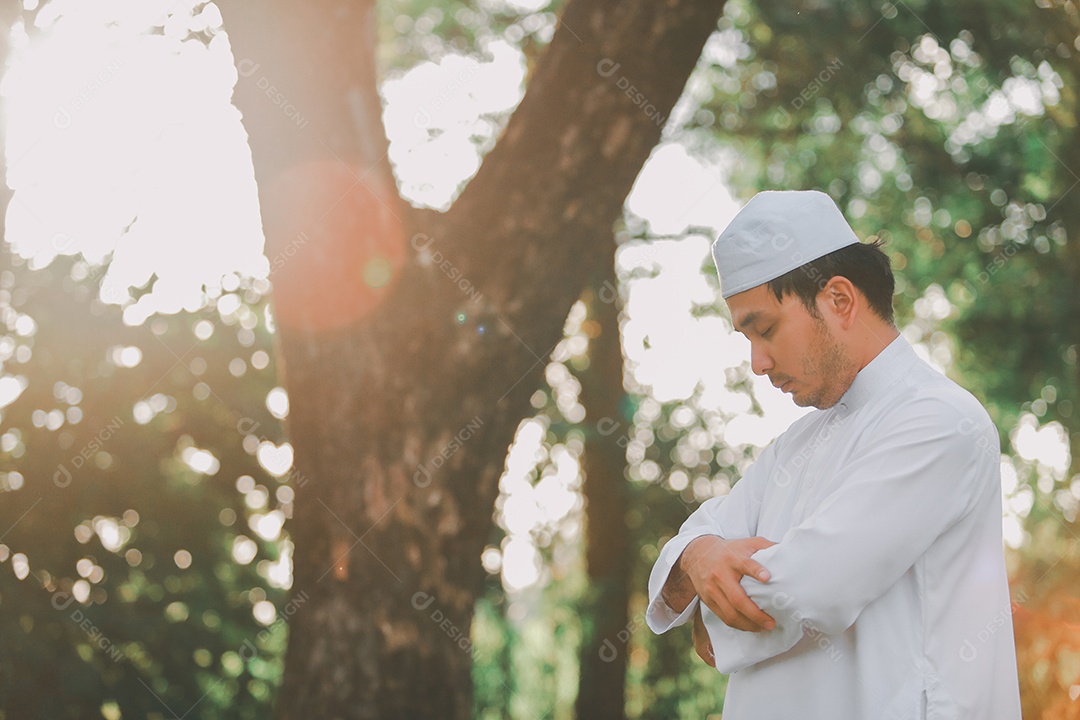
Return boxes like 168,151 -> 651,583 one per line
574,250 -> 631,719
217,0 -> 726,717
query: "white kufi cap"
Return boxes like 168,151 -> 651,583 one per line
711,190 -> 860,299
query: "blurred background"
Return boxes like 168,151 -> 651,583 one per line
0,0 -> 1077,718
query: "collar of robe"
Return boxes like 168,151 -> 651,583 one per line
833,332 -> 919,415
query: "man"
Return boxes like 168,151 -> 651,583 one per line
646,190 -> 1022,719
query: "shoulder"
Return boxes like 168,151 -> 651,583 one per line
884,360 -> 998,451
908,361 -> 991,423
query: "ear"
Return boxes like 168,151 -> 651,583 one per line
818,276 -> 858,329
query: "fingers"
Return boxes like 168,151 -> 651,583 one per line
699,589 -> 740,630
740,537 -> 776,580
739,556 -> 771,583
726,605 -> 774,633
701,584 -> 774,633
688,535 -> 780,633
727,583 -> 776,631
747,535 -> 778,550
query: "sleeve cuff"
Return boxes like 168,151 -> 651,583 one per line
645,530 -> 718,634
646,594 -> 699,634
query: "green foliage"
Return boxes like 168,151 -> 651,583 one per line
696,0 -> 1080,447
0,252 -> 289,718
376,0 -> 566,75
622,389 -> 756,720
472,275 -> 774,718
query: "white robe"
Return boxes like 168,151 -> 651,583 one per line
646,334 -> 1022,719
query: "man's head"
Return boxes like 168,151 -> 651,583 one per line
712,191 -> 898,409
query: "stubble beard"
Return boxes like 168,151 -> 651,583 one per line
795,318 -> 857,409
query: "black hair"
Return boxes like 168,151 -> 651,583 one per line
766,238 -> 895,325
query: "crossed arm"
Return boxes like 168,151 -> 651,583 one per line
660,534 -> 779,667
647,401 -> 991,673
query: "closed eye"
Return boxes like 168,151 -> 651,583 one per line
760,325 -> 776,339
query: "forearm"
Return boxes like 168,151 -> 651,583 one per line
662,534 -> 733,612
646,531 -> 717,634
661,548 -> 698,613
646,477 -> 764,636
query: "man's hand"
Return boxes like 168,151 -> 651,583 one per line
692,605 -> 715,667
682,535 -> 777,633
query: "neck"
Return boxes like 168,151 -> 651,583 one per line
850,318 -> 900,374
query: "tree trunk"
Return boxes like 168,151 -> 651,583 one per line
575,250 -> 631,719
217,0 -> 726,717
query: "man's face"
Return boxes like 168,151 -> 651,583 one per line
727,284 -> 855,409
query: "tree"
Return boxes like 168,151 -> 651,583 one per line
574,253 -> 631,719
0,254 -> 290,719
214,0 -> 728,716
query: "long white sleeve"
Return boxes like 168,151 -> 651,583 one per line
703,396 -> 995,673
645,438 -> 780,634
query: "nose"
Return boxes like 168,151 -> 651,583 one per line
750,340 -> 773,376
